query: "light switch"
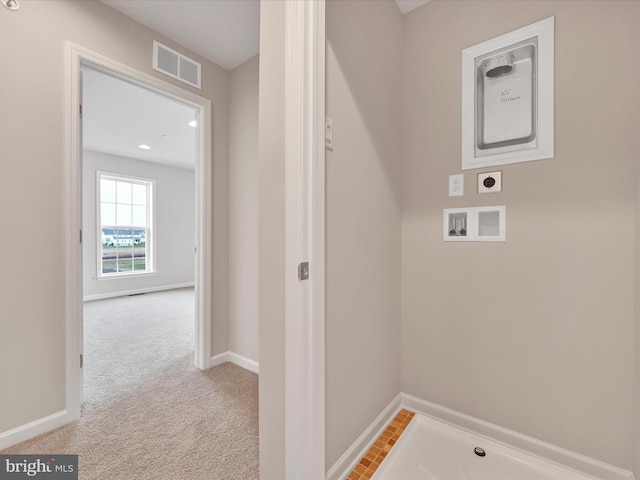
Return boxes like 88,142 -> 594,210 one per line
325,118 -> 333,151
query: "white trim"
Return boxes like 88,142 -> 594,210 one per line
401,393 -> 634,480
329,393 -> 634,480
65,42 -> 83,425
94,272 -> 158,282
210,351 -> 259,374
209,351 -> 228,367
95,171 -> 156,278
65,43 -> 213,431
0,411 -> 69,451
326,394 -> 403,480
83,282 -> 195,302
193,96 -> 213,371
284,1 -> 325,478
227,352 -> 259,374
310,2 -> 327,477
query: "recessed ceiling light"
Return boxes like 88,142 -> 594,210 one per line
138,144 -> 151,150
188,120 -> 197,128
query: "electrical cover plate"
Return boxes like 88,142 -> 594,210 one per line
478,171 -> 502,193
449,174 -> 464,196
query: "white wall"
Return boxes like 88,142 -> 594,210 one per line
258,1 -> 286,477
0,0 -> 229,434
82,150 -> 195,299
325,0 -> 403,469
401,0 -> 638,470
229,55 -> 259,363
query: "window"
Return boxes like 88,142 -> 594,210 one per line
97,172 -> 154,277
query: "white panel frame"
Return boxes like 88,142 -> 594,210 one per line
284,0 -> 326,478
65,43 -> 212,425
462,17 -> 554,170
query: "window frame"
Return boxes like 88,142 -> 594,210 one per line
96,171 -> 156,279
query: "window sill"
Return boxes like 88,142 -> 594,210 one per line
95,271 -> 157,281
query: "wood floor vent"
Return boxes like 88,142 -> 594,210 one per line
346,409 -> 415,480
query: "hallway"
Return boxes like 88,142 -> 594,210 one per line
1,289 -> 258,480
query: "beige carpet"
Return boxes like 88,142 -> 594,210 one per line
1,288 -> 258,480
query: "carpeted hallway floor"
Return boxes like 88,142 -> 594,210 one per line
1,288 -> 259,479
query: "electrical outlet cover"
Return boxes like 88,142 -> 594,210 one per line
478,171 -> 502,193
449,174 -> 464,196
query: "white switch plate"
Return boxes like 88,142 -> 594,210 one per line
449,174 -> 464,196
325,117 -> 333,151
478,171 -> 502,193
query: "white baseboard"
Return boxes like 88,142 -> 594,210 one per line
83,282 -> 194,302
401,393 -> 634,480
227,352 -> 259,374
210,351 -> 229,368
210,351 -> 259,374
0,410 -> 70,451
326,394 -> 403,480
327,393 -> 634,480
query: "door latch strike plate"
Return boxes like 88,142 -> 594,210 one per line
298,262 -> 309,281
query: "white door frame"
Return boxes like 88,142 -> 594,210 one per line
284,0 -> 326,477
65,43 -> 212,420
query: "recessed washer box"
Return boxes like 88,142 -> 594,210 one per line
444,206 -> 506,242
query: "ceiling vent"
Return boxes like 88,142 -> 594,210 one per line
153,41 -> 201,89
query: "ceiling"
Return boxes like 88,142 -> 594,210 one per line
100,0 -> 430,70
86,0 -> 431,170
100,0 -> 260,71
395,0 -> 430,14
82,67 -> 198,170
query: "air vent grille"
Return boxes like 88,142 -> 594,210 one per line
153,41 -> 201,89
179,57 -> 199,86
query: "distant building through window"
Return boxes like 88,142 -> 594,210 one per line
97,172 -> 154,277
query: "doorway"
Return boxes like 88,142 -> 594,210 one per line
80,64 -> 198,407
65,43 -> 213,419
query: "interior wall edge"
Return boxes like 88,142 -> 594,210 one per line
633,2 -> 640,477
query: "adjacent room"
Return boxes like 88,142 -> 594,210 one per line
79,64 -> 199,409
